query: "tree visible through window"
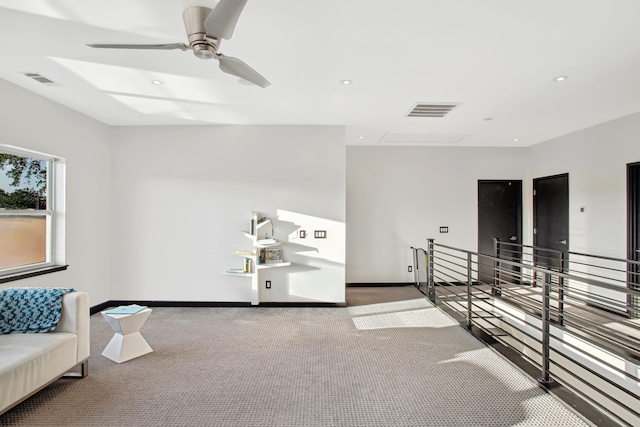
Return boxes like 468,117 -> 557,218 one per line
0,151 -> 52,273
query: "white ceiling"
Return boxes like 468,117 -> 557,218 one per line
1,0 -> 640,147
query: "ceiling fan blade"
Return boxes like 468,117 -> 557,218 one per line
204,0 -> 248,40
87,43 -> 190,51
217,54 -> 270,88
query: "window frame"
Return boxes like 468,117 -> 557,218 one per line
0,145 -> 61,278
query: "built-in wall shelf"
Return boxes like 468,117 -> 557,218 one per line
257,262 -> 291,270
224,212 -> 291,305
222,271 -> 254,277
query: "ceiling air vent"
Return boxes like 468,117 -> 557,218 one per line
406,103 -> 459,118
20,72 -> 61,86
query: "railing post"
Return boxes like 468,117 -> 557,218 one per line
558,251 -> 566,326
492,238 -> 502,296
427,239 -> 435,303
539,272 -> 553,385
467,252 -> 473,330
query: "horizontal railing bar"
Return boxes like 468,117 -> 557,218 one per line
486,288 -> 640,359
427,239 -> 640,423
548,337 -> 640,385
554,294 -> 633,321
436,287 -> 639,385
433,291 -> 544,357
432,258 -> 469,274
556,282 -> 626,303
467,312 -> 544,359
431,250 -> 469,264
564,268 -> 629,285
496,296 -> 548,321
560,319 -> 640,360
439,244 -> 640,298
554,300 -> 631,325
431,263 -> 469,282
457,291 -> 640,381
498,241 -> 640,266
431,272 -> 468,289
557,312 -> 640,351
548,359 -> 640,422
432,249 -> 469,263
474,319 -> 542,357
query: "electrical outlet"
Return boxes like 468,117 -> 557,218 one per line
266,280 -> 271,289
408,266 -> 413,273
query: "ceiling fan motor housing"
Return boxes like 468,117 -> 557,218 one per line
182,6 -> 219,59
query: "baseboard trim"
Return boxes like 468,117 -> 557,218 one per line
346,282 -> 414,287
90,299 -> 348,314
91,300 -> 251,315
258,302 -> 346,308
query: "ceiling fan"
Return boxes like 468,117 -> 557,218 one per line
87,0 -> 270,88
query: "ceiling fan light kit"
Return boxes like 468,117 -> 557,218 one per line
88,0 -> 270,88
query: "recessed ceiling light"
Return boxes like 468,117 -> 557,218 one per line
340,80 -> 353,85
513,138 -> 519,142
554,76 -> 568,82
358,136 -> 364,139
152,80 -> 164,85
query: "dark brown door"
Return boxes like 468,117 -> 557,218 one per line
628,162 -> 640,317
533,174 -> 569,270
478,180 -> 522,285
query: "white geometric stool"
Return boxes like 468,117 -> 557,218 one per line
101,308 -> 153,363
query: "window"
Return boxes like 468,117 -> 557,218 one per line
0,146 -> 62,277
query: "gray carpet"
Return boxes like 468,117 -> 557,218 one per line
1,299 -> 593,426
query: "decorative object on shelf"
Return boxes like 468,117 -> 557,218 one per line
250,211 -> 258,235
256,238 -> 279,247
243,257 -> 252,273
265,246 -> 283,264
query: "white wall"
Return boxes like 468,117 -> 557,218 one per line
110,125 -> 345,303
346,146 -> 527,283
2,73 -> 636,300
346,113 -> 639,284
526,113 -> 640,307
0,79 -> 111,305
525,112 -> 640,258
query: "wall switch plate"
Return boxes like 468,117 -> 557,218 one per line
439,226 -> 449,233
314,230 -> 327,238
266,280 -> 271,289
408,266 -> 413,273
299,230 -> 306,238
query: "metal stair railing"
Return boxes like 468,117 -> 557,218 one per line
411,240 -> 640,427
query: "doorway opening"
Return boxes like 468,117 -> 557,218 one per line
533,173 -> 569,270
478,180 -> 523,288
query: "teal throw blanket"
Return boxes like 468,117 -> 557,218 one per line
0,287 -> 75,334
